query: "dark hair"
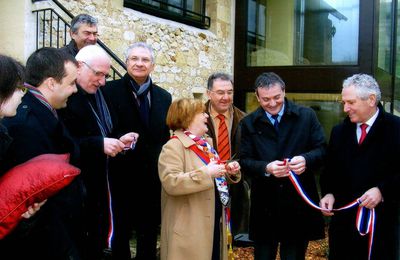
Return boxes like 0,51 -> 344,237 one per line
70,14 -> 98,34
254,72 -> 286,91
0,55 -> 25,105
207,72 -> 233,90
25,47 -> 78,87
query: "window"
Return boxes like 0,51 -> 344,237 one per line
246,0 -> 360,66
124,0 -> 210,29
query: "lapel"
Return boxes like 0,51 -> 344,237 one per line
24,93 -> 59,135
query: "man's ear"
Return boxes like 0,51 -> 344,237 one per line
43,77 -> 56,91
368,94 -> 376,107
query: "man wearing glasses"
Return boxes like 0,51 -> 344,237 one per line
60,13 -> 98,57
58,45 -> 137,259
204,72 -> 248,251
104,42 -> 172,260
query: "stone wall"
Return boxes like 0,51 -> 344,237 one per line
58,0 -> 234,99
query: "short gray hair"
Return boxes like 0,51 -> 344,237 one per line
207,72 -> 233,90
124,42 -> 155,64
70,14 -> 98,34
342,74 -> 381,104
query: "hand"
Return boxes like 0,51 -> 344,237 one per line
119,132 -> 139,149
359,187 -> 382,209
288,156 -> 306,175
104,137 -> 125,157
21,200 -> 47,219
266,160 -> 289,178
319,194 -> 335,216
206,160 -> 226,178
225,161 -> 240,175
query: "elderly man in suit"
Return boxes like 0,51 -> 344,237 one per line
320,74 -> 400,260
104,42 -> 172,260
58,45 -> 137,259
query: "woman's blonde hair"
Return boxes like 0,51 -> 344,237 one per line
166,98 -> 205,131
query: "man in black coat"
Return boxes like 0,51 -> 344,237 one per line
320,74 -> 400,260
239,72 -> 326,260
60,13 -> 98,57
58,45 -> 138,259
103,42 -> 172,260
0,47 -> 86,259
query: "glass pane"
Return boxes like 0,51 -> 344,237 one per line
247,0 -> 359,66
378,0 -> 393,72
168,0 -> 182,14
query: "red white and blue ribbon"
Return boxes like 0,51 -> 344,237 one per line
286,160 -> 376,260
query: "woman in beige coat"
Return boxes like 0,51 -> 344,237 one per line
158,98 -> 241,260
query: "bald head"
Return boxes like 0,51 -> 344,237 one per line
75,45 -> 111,94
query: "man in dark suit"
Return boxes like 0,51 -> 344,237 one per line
320,74 -> 400,260
239,72 -> 326,260
60,13 -> 98,57
104,42 -> 172,260
0,47 -> 86,259
58,45 -> 138,259
204,72 -> 248,243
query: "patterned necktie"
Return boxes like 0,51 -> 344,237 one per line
359,123 -> 368,144
217,114 -> 230,161
272,114 -> 279,131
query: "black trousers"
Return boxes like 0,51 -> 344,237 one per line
254,239 -> 308,260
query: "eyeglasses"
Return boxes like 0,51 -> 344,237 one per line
17,85 -> 28,94
82,61 -> 111,79
209,90 -> 234,97
127,56 -> 152,64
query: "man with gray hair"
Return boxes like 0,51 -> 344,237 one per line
104,42 -> 171,260
60,13 -> 98,57
58,45 -> 138,259
320,73 -> 400,259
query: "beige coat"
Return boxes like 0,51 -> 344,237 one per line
158,130 -> 240,260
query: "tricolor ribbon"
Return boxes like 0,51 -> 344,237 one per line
287,164 -> 375,260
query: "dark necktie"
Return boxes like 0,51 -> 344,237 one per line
217,114 -> 230,161
272,114 -> 279,131
359,123 -> 368,144
138,92 -> 150,127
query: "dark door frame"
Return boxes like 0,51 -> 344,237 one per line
233,0 -> 375,111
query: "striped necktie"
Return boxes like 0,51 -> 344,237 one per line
217,114 -> 230,161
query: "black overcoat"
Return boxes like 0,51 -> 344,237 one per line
240,99 -> 326,242
0,92 -> 85,259
320,105 -> 400,259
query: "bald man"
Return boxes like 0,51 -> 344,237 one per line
57,45 -> 137,259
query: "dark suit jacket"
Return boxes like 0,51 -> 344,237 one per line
240,99 -> 326,242
104,73 -> 171,211
0,92 -> 85,259
320,105 -> 400,259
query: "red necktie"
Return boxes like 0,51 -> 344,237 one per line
217,114 -> 230,161
359,123 -> 368,144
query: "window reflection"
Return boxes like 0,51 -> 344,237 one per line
247,0 -> 359,66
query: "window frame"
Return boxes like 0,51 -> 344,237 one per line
124,0 -> 210,29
